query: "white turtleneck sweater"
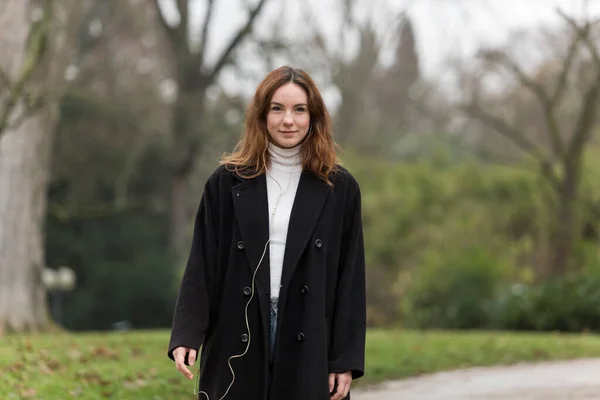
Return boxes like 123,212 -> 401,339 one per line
266,142 -> 302,300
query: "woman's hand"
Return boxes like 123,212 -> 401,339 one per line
173,347 -> 197,380
329,371 -> 352,399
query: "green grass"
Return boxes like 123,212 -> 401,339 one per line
3,329 -> 600,399
362,329 -> 600,385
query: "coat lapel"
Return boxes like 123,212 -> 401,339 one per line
232,170 -> 331,296
280,171 -> 330,293
232,173 -> 270,294
232,173 -> 272,356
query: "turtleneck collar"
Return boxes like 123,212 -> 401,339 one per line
268,142 -> 302,168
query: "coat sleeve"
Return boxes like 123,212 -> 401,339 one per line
167,178 -> 218,362
328,179 -> 367,379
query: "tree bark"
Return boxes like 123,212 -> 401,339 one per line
0,0 -> 51,333
545,161 -> 581,278
0,108 -> 54,334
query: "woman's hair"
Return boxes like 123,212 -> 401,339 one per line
220,66 -> 340,185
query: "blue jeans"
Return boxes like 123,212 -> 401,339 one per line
270,299 -> 278,360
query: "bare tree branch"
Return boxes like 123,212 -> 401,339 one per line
557,9 -> 600,66
480,49 -> 549,103
176,0 -> 189,40
208,0 -> 269,82
463,102 -> 561,189
551,31 -> 581,105
152,0 -> 182,51
570,75 -> 600,158
555,8 -> 600,159
461,103 -> 542,158
197,0 -> 215,66
479,49 -> 566,159
461,101 -> 560,187
540,28 -> 584,167
296,0 -> 335,67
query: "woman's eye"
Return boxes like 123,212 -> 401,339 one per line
296,107 -> 306,112
271,106 -> 282,111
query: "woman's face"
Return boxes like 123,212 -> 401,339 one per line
266,82 -> 311,149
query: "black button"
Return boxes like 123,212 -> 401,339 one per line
237,241 -> 244,250
240,333 -> 249,343
243,286 -> 251,296
297,332 -> 305,342
301,285 -> 308,294
315,239 -> 322,248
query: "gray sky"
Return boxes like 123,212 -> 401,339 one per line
407,0 -> 598,72
158,0 -> 600,103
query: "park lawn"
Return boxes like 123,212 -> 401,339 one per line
3,329 -> 600,399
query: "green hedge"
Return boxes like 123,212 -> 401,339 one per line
45,210 -> 176,331
342,149 -> 600,330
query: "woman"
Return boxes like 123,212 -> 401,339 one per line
167,66 -> 366,400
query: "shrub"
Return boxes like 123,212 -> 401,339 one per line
490,273 -> 600,332
401,244 -> 512,329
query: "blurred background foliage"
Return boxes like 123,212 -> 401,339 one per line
44,135 -> 600,332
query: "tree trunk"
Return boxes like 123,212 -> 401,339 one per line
0,0 -> 51,333
170,173 -> 191,264
0,110 -> 54,334
545,161 -> 581,278
168,83 -> 207,264
0,0 -> 81,334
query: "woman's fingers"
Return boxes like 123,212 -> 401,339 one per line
173,347 -> 194,380
339,376 -> 351,398
330,372 -> 352,400
329,373 -> 336,394
187,349 -> 197,366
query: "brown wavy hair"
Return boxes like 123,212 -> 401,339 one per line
220,66 -> 340,185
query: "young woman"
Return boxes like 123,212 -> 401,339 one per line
167,66 -> 366,400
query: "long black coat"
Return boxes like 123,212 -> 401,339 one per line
167,164 -> 366,400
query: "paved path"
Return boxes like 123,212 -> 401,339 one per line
352,358 -> 600,399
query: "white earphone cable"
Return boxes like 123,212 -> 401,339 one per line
195,171 -> 291,399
